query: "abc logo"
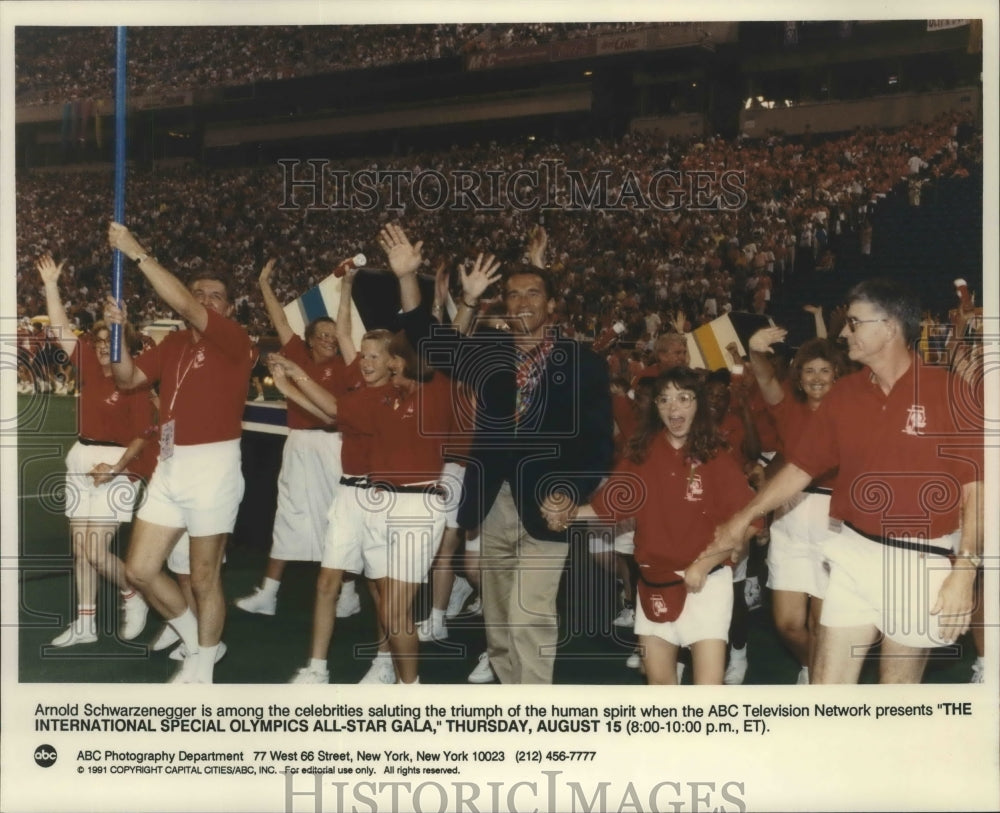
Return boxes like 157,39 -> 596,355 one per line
34,745 -> 58,767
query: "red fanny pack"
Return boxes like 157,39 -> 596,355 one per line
636,562 -> 724,623
636,563 -> 687,623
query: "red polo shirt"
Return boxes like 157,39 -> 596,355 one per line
134,309 -> 253,445
591,435 -> 760,571
789,359 -> 982,539
281,334 -> 348,430
75,338 -> 153,447
768,384 -> 837,489
337,378 -> 390,477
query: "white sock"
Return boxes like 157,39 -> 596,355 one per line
120,588 -> 139,602
309,658 -> 327,673
375,650 -> 391,662
431,608 -> 446,625
168,608 -> 199,652
399,676 -> 420,685
195,645 -> 218,683
260,577 -> 280,596
340,581 -> 357,598
730,645 -> 747,660
78,605 -> 97,629
974,656 -> 985,668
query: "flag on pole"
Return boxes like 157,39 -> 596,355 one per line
688,312 -> 773,370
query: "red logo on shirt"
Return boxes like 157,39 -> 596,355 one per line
903,405 -> 926,436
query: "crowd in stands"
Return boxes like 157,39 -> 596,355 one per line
16,109 -> 981,395
15,23 -> 653,106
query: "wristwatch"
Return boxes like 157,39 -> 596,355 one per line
955,551 -> 983,569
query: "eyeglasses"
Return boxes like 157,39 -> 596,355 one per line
655,393 -> 696,407
844,316 -> 888,332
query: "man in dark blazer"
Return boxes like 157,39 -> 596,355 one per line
381,224 -> 614,684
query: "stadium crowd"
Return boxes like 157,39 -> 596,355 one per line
16,23 -> 654,106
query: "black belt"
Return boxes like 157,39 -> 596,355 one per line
340,476 -> 370,488
844,521 -> 953,558
78,437 -> 121,447
638,563 -> 724,588
369,481 -> 444,497
804,485 -> 832,495
300,426 -> 339,433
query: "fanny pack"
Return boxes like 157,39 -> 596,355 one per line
636,562 -> 723,623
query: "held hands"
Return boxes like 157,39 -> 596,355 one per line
378,223 -> 423,278
713,514 -> 750,564
540,492 -> 579,532
459,253 -> 502,302
88,462 -> 118,487
267,352 -> 306,380
748,326 -> 788,354
107,222 -> 145,260
36,254 -> 66,286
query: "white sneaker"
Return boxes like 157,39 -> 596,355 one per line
613,606 -> 636,628
724,649 -> 748,685
417,617 -> 448,642
51,621 -> 97,648
625,650 -> 642,669
336,590 -> 361,618
289,665 -> 330,684
359,656 -> 396,684
970,661 -> 984,684
796,666 -> 810,685
170,641 -> 228,663
149,623 -> 180,652
466,596 -> 482,616
169,653 -> 201,683
445,578 -> 475,618
120,595 -> 149,640
235,587 -> 277,616
467,651 -> 496,684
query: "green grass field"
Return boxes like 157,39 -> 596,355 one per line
15,394 -> 976,684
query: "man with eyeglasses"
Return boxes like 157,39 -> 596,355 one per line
713,277 -> 983,684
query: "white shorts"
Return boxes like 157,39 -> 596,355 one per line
64,441 -> 141,524
320,482 -> 369,573
271,429 -> 343,561
588,527 -> 615,555
767,491 -> 834,598
820,523 -> 960,648
635,567 -> 733,648
440,461 -> 466,530
361,488 -> 446,584
166,533 -> 227,574
613,518 -> 636,556
138,440 -> 244,537
464,527 -> 481,553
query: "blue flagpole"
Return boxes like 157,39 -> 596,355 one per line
111,26 -> 127,362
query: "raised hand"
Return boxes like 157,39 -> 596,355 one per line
103,294 -> 128,326
259,259 -> 276,286
107,222 -> 145,260
802,304 -> 822,316
459,253 -> 502,301
378,223 -> 423,278
267,352 -> 305,379
527,224 -> 548,268
748,326 -> 788,354
36,254 -> 65,286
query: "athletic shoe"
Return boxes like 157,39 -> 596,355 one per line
335,590 -> 361,618
796,666 -> 810,685
467,651 -> 496,684
289,665 -> 330,684
625,650 -> 642,669
359,657 -> 396,684
445,578 -> 475,618
417,617 -> 448,642
612,606 -> 635,628
51,621 -> 97,648
970,662 -> 984,684
724,648 -> 748,685
149,623 -> 180,652
169,641 -> 228,663
466,596 -> 482,616
120,594 -> 149,640
169,653 -> 201,683
235,587 -> 276,616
